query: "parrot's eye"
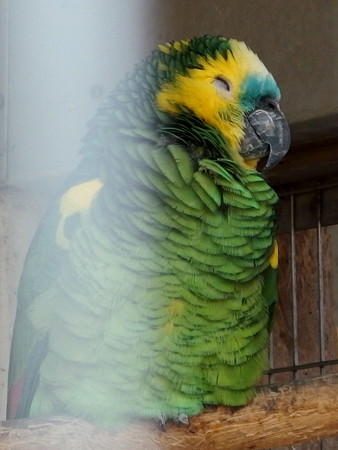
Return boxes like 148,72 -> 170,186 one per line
212,76 -> 232,99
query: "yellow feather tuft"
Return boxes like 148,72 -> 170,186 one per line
158,62 -> 168,71
159,40 -> 190,54
158,44 -> 170,54
245,159 -> 259,169
56,178 -> 103,249
269,240 -> 278,269
162,321 -> 175,335
173,41 -> 188,52
167,299 -> 185,317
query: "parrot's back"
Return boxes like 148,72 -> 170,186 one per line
7,36 -> 288,429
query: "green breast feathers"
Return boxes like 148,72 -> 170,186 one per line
7,36 -> 290,429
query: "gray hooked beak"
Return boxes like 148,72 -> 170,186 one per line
239,100 -> 291,171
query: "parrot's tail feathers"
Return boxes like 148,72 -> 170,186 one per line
7,376 -> 24,419
8,335 -> 49,419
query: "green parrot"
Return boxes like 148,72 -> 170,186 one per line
7,36 -> 290,429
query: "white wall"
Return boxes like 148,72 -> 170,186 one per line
7,0 -> 157,185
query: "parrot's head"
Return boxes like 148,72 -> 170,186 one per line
155,36 -> 290,171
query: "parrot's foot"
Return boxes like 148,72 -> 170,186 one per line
156,413 -> 189,431
156,415 -> 167,431
174,413 -> 189,425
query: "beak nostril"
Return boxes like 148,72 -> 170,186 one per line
262,98 -> 279,111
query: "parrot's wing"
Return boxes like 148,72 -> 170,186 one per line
7,161 -> 101,418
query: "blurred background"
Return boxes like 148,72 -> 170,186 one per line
1,2 -> 338,445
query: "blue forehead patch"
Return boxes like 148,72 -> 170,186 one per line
239,73 -> 281,112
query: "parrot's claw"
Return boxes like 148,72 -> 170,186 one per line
156,415 -> 167,431
156,413 -> 189,431
174,413 -> 189,425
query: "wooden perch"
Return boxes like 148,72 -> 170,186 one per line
1,374 -> 338,450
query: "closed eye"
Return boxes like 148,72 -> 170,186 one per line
212,76 -> 232,98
